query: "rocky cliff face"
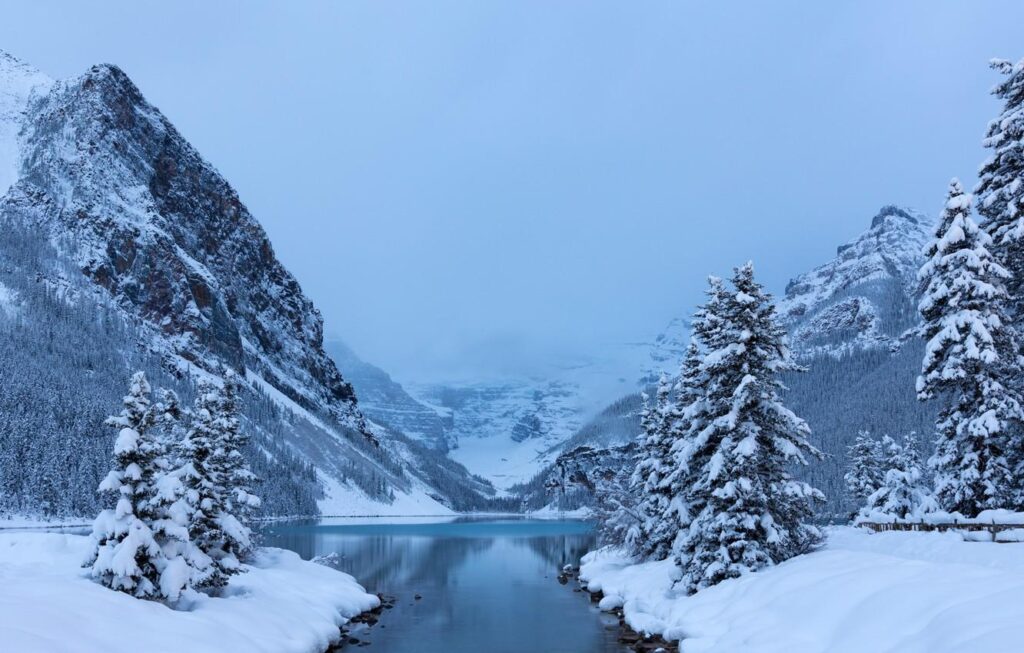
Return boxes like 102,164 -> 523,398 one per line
779,205 -> 932,357
13,62 -> 361,428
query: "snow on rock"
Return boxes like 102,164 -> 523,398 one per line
0,531 -> 379,653
325,340 -> 452,452
0,50 -> 52,197
638,206 -> 932,371
409,378 -> 594,489
0,281 -> 16,313
780,207 -> 930,321
579,526 -> 1024,652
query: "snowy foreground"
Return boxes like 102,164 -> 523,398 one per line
581,526 -> 1024,653
0,532 -> 379,653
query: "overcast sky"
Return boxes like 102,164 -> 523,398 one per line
3,1 -> 1023,383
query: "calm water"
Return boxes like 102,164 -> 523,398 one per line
258,518 -> 626,653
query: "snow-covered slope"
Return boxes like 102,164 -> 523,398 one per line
326,339 -> 452,451
406,378 -> 588,489
406,359 -> 639,490
0,50 -> 491,518
0,51 -> 51,196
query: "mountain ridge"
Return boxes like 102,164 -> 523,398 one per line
0,50 -> 492,518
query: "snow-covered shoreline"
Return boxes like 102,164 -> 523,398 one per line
579,526 -> 1024,652
0,531 -> 379,653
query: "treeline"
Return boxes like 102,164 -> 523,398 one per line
0,219 -> 322,518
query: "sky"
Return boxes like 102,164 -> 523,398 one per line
2,1 -> 1023,383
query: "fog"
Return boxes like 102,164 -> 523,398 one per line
3,1 -> 1023,383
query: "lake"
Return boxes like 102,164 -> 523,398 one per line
258,517 -> 626,653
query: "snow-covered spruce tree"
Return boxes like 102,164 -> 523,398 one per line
214,370 -> 261,560
671,277 -> 730,527
918,179 -> 1021,516
594,393 -> 653,549
150,389 -> 212,600
179,373 -> 260,590
977,58 -> 1024,312
616,391 -> 653,551
844,431 -> 884,511
669,277 -> 731,575
976,59 -> 1024,510
179,378 -> 232,589
87,372 -> 166,598
591,444 -> 642,548
653,341 -> 704,560
630,373 -> 677,560
677,263 -> 824,594
859,434 -> 936,522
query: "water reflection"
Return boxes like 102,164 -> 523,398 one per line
259,518 -> 626,653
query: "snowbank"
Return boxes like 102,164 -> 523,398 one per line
0,532 -> 379,653
528,504 -> 594,520
580,526 -> 1024,652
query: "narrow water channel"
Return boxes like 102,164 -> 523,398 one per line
259,518 -> 627,653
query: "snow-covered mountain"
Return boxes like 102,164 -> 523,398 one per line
521,205 -> 938,515
326,340 -> 453,452
779,205 -> 932,357
330,334 -> 642,491
0,51 -> 493,518
406,377 -> 592,490
639,205 -> 932,375
393,205 -> 935,497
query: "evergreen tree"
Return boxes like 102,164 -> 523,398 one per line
179,379 -> 232,589
918,179 -> 1020,516
150,389 -> 211,600
657,341 -> 704,560
87,372 -> 165,598
859,434 -> 936,521
631,373 -> 677,560
677,263 -> 823,594
669,278 -> 730,560
597,393 -> 653,551
975,58 -> 1024,510
844,431 -> 884,509
977,58 -> 1024,311
591,443 -> 642,548
215,370 -> 261,560
179,373 -> 260,589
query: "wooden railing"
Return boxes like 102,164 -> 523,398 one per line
860,521 -> 1022,541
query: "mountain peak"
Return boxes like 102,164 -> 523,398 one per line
9,54 -> 362,427
869,204 -> 923,230
780,203 -> 932,357
0,50 -> 52,196
0,49 -> 49,82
